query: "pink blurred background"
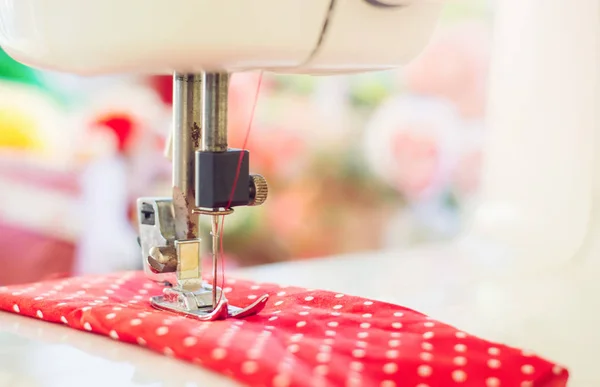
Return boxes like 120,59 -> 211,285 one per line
0,0 -> 493,284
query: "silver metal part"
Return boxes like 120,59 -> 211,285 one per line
137,198 -> 177,285
173,73 -> 204,291
201,72 -> 229,152
137,72 -> 269,321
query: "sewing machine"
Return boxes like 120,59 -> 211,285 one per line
1,0 -> 599,385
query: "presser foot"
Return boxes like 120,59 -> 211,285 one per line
150,285 -> 269,321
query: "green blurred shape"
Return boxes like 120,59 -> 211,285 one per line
0,47 -> 43,86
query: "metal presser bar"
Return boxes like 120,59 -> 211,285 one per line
137,72 -> 268,320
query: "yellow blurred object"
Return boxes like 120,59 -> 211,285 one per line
0,108 -> 42,151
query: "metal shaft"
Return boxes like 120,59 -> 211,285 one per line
172,73 -> 203,240
172,73 -> 203,291
201,73 -> 229,152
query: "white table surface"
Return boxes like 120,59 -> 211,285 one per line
0,243 -> 596,386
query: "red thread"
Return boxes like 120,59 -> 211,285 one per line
217,71 -> 263,303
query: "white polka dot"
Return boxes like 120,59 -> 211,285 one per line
12,304 -> 20,313
81,284 -> 91,289
296,321 -> 307,328
392,322 -> 403,329
163,347 -> 174,357
287,344 -> 300,353
34,296 -> 44,301
364,301 -> 373,306
113,307 -> 122,311
11,292 -> 22,296
84,322 -> 92,331
271,310 -> 281,315
211,348 -> 227,360
275,291 -> 286,297
333,305 -> 343,310
314,364 -> 328,376
268,316 -> 278,322
290,334 -> 303,342
454,343 -> 467,352
360,322 -> 371,329
76,290 -> 86,294
381,382 -> 396,387
352,349 -> 365,358
488,347 -> 501,356
487,359 -> 501,369
357,332 -> 369,339
36,310 -> 43,319
247,295 -> 257,300
454,356 -> 467,366
393,312 -> 404,317
109,330 -> 119,340
60,316 -> 68,324
390,332 -> 401,338
327,321 -> 339,328
418,365 -> 432,377
383,363 -> 398,374
350,361 -> 364,372
387,339 -> 400,347
228,279 -> 237,284
331,312 -> 341,317
156,326 -> 169,336
424,321 -> 435,328
422,342 -> 433,351
486,377 -> 500,387
82,306 -> 91,312
521,382 -> 533,387
130,319 -> 142,326
56,303 -> 67,306
456,331 -> 467,339
335,294 -> 344,298
420,352 -> 433,361
362,313 -> 372,318
316,352 -> 330,363
347,375 -> 362,387
99,296 -> 109,300
452,370 -> 467,382
423,331 -> 434,339
521,364 -> 535,375
250,285 -> 260,290
133,295 -> 143,300
105,289 -> 114,294
386,350 -> 399,359
324,338 -> 335,345
183,336 -> 198,347
304,296 -> 314,301
242,360 -> 258,375
299,311 -> 309,316
138,289 -> 148,294
416,384 -> 430,387
325,330 -> 336,336
110,284 -> 120,289
356,341 -> 368,348
106,313 -> 116,320
274,301 -> 284,306
272,374 -> 291,387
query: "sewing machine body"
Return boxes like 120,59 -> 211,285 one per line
1,0 -> 599,384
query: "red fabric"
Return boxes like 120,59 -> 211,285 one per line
0,271 -> 568,387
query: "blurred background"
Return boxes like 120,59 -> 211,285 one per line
0,0 -> 492,284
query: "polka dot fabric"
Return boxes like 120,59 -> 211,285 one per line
0,271 -> 568,387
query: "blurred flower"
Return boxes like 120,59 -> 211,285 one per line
402,22 -> 491,119
363,95 -> 462,202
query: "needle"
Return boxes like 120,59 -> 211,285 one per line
210,215 -> 220,309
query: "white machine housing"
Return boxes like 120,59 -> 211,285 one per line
0,0 -> 443,75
